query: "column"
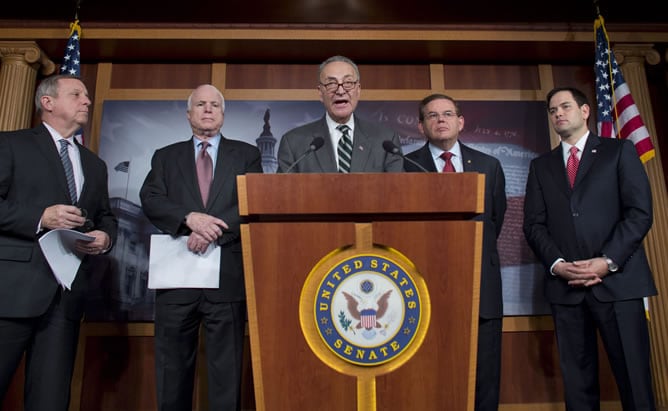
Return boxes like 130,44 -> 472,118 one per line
0,41 -> 55,131
616,43 -> 668,411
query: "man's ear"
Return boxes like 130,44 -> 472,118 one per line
40,95 -> 53,112
581,103 -> 591,120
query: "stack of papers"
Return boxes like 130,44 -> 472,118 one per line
148,234 -> 221,289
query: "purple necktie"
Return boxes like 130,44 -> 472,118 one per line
196,141 -> 213,205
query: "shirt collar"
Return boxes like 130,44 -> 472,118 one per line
326,113 -> 355,135
43,121 -> 74,146
561,131 -> 589,158
428,140 -> 462,161
193,133 -> 221,150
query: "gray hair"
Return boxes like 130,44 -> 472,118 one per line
187,84 -> 225,112
34,74 -> 80,114
318,55 -> 360,83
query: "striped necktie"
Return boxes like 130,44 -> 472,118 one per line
59,139 -> 78,204
337,124 -> 353,173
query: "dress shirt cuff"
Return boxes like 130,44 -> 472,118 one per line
550,258 -> 565,276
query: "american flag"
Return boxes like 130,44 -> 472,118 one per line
60,20 -> 81,76
60,20 -> 84,145
595,15 -> 654,319
594,15 -> 655,163
114,161 -> 130,173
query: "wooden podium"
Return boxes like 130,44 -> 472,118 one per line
238,173 -> 484,411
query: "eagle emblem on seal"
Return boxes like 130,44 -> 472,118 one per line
342,289 -> 392,335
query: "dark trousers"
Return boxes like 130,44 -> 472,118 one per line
552,292 -> 655,411
0,290 -> 81,411
475,317 -> 502,411
154,294 -> 246,411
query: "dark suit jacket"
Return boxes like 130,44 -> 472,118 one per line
405,142 -> 507,318
0,124 -> 118,320
139,136 -> 262,303
523,135 -> 657,304
277,115 -> 403,173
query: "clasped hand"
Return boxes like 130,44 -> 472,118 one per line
184,212 -> 228,254
554,258 -> 609,287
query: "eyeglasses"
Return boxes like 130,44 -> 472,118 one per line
424,111 -> 459,121
77,208 -> 94,233
319,80 -> 359,92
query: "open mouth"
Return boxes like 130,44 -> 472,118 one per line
333,99 -> 349,108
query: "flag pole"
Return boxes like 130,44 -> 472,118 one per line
74,0 -> 81,21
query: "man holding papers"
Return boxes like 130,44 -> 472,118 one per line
0,74 -> 117,410
140,84 -> 262,411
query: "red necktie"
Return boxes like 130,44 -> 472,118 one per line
440,151 -> 455,173
567,146 -> 579,188
196,141 -> 213,205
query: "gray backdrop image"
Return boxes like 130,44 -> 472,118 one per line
87,99 -> 550,321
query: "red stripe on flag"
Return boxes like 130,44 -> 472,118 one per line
599,122 -> 614,138
619,116 -> 645,139
634,138 -> 655,158
613,93 -> 634,116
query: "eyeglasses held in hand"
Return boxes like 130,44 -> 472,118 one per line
78,208 -> 94,233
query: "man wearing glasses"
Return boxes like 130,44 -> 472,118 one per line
404,93 -> 507,411
277,55 -> 403,173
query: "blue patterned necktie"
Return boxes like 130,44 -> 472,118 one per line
59,139 -> 77,204
337,124 -> 353,173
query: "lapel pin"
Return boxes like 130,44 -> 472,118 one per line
591,149 -> 597,153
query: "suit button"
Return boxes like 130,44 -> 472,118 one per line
572,212 -> 579,217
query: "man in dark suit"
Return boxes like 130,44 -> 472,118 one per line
140,84 -> 262,411
0,74 -> 117,411
523,87 -> 657,410
404,93 -> 506,411
277,55 -> 403,173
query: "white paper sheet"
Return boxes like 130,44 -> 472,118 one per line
148,234 -> 221,289
38,228 -> 95,290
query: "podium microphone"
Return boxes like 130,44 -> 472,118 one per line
382,140 -> 429,172
284,136 -> 325,173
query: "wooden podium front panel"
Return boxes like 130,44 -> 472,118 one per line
373,220 -> 481,411
243,219 -> 481,411
239,173 -> 484,217
243,222 -> 358,411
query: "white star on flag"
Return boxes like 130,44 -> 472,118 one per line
60,19 -> 85,145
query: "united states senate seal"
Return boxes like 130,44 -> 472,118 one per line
301,247 -> 430,371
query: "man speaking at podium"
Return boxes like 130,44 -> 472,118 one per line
277,55 -> 403,173
404,93 -> 507,411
